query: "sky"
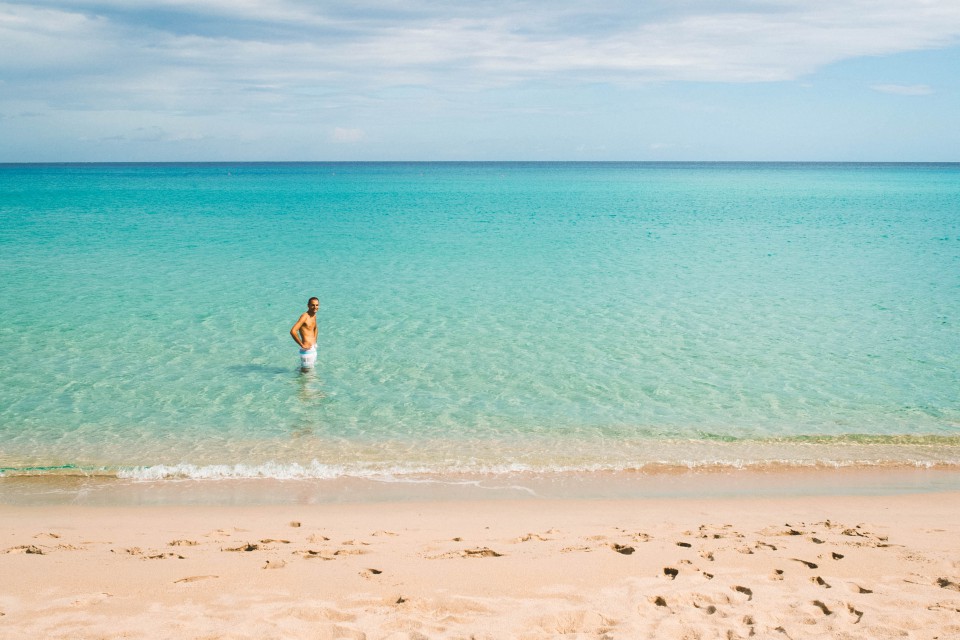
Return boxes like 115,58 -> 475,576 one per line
1,0 -> 959,162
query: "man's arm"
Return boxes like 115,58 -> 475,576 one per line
290,313 -> 308,348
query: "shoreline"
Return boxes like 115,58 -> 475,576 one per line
3,492 -> 959,638
4,466 -> 960,506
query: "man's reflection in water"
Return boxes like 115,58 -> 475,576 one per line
291,369 -> 327,438
297,367 -> 326,401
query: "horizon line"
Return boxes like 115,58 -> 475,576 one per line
2,160 -> 959,166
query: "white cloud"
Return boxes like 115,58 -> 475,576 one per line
5,0 -> 960,92
332,127 -> 365,143
0,4 -> 116,72
870,83 -> 935,95
2,1 -> 960,159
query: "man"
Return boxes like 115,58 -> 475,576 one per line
290,297 -> 319,370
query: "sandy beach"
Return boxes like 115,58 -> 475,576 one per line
2,489 -> 959,639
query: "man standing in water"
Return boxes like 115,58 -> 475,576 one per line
290,297 -> 319,370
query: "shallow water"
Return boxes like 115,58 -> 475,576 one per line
1,162 -> 958,480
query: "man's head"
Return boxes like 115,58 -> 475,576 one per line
307,297 -> 320,314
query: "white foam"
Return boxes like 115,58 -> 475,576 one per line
118,461 -> 347,481
112,456 -> 959,482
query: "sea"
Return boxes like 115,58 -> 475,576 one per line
1,162 -> 959,499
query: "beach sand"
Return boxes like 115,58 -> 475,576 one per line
2,490 -> 960,639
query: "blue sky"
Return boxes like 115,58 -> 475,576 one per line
1,0 -> 958,161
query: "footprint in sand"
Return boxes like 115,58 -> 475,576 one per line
341,539 -> 370,547
33,532 -> 61,540
560,545 -> 592,553
5,545 -> 45,555
223,543 -> 260,552
334,547 -> 369,556
762,526 -> 804,537
70,593 -> 113,606
732,585 -> 753,600
792,558 -> 818,569
697,524 -> 737,540
360,568 -> 383,578
936,578 -> 960,591
693,602 -> 717,615
848,583 -> 872,594
847,603 -> 864,623
174,575 -> 219,584
263,560 -> 287,569
169,540 -> 199,547
663,567 -> 679,579
611,543 -> 635,555
812,576 -> 831,588
515,533 -> 550,542
812,600 -> 832,615
430,547 -> 502,559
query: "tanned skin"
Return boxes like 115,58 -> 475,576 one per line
290,297 -> 319,350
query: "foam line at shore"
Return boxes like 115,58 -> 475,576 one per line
2,457 -> 960,481
4,466 -> 960,507
118,457 -> 960,480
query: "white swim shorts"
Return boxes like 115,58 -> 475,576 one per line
299,345 -> 317,370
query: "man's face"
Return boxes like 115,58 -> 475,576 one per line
308,300 -> 320,314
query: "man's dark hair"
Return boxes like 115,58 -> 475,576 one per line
308,297 -> 319,304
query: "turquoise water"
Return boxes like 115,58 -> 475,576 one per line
1,162 -> 959,479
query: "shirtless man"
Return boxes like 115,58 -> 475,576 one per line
290,297 -> 319,370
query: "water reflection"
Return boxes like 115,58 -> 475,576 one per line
296,367 -> 327,403
290,367 -> 328,438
